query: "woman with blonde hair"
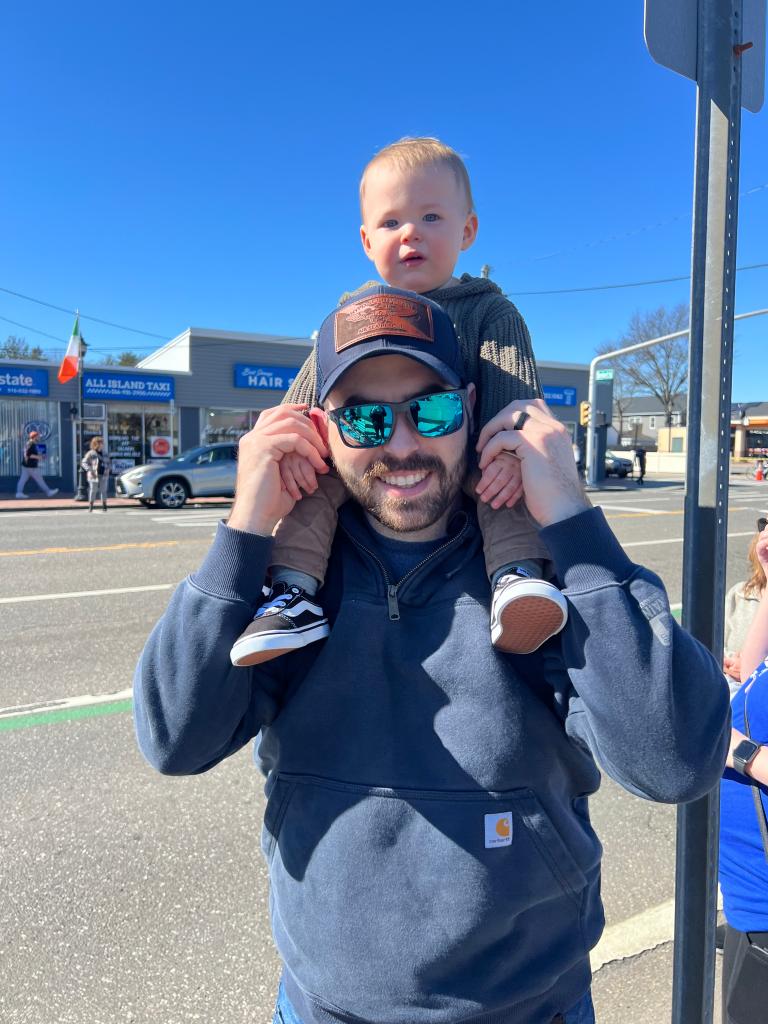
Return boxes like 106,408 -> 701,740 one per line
81,436 -> 111,513
720,520 -> 768,1022
724,518 -> 768,693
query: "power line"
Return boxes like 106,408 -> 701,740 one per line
0,285 -> 168,340
508,261 -> 768,296
0,314 -> 67,344
3,258 -> 767,359
522,182 -> 768,265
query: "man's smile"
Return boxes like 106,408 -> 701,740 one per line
376,469 -> 432,494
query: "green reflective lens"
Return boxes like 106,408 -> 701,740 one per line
337,404 -> 394,447
412,392 -> 464,438
332,390 -> 465,448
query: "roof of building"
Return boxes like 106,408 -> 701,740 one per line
137,326 -> 313,372
614,394 -> 688,415
731,401 -> 768,419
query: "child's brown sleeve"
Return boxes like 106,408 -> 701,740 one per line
476,302 -> 543,431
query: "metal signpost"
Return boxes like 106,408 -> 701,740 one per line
644,1 -> 765,1021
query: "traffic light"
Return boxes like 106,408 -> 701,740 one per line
579,401 -> 591,427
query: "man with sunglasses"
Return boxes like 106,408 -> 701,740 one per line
134,287 -> 731,1024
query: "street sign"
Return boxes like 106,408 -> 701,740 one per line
595,368 -> 614,381
644,0 -> 766,112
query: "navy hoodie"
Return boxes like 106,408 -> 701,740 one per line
134,502 -> 730,1024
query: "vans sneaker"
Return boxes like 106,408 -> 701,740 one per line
230,583 -> 330,667
490,572 -> 568,654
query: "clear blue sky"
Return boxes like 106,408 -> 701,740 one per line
2,2 -> 766,400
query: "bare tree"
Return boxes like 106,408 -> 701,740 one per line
103,351 -> 140,366
603,305 -> 689,426
1,334 -> 46,360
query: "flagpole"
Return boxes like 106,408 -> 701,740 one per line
74,310 -> 87,501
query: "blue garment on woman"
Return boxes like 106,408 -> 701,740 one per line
720,657 -> 768,931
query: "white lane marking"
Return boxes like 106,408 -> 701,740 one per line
0,584 -> 174,605
596,504 -> 669,515
591,893 -> 723,970
151,516 -> 222,526
0,687 -> 133,720
622,531 -> 755,548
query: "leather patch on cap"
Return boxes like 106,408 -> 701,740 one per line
335,294 -> 434,353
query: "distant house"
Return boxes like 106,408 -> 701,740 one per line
613,394 -> 688,449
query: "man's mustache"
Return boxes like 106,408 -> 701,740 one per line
363,456 -> 445,482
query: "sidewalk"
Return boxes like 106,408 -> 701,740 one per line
2,479 -> 689,512
0,492 -> 234,513
584,475 -> 685,493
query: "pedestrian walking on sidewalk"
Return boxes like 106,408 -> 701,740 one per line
81,437 -> 110,512
15,430 -> 59,498
634,446 -> 646,485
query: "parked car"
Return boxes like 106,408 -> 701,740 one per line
605,450 -> 634,478
116,443 -> 238,508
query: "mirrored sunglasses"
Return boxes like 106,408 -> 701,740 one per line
327,389 -> 467,449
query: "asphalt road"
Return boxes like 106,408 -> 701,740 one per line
2,479 -> 767,1024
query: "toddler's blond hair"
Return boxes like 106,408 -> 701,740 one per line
360,137 -> 475,214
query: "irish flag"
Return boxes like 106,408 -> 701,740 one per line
58,314 -> 82,383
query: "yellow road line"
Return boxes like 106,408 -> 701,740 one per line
0,540 -> 195,558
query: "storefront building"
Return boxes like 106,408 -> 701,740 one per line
0,329 -> 589,492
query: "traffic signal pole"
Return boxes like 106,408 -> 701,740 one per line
585,332 -> 686,485
584,308 -> 767,487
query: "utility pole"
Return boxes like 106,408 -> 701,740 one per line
74,333 -> 88,501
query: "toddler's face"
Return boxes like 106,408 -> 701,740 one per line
360,162 -> 478,293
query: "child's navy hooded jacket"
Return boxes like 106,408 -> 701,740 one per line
134,503 -> 730,1024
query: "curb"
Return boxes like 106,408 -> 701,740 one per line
0,494 -> 234,513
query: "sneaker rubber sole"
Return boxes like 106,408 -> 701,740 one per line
491,591 -> 568,655
230,620 -> 330,668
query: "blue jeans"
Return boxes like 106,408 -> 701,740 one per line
272,980 -> 596,1024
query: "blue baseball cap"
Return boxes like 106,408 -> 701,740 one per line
316,285 -> 466,404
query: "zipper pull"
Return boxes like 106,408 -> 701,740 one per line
387,585 -> 400,621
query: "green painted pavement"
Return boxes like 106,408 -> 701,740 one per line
0,698 -> 132,732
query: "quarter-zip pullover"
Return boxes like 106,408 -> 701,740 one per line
134,501 -> 730,1024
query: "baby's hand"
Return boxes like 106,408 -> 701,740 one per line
475,451 -> 523,510
279,451 -> 321,502
723,653 -> 742,682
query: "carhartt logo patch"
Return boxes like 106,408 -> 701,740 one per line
334,294 -> 434,353
485,811 -> 513,848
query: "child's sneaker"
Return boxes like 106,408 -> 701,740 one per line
490,572 -> 568,654
230,583 -> 330,667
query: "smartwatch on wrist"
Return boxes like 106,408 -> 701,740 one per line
733,738 -> 762,776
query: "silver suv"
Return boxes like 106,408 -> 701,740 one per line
116,443 -> 238,509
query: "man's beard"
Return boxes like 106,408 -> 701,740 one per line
334,448 -> 467,533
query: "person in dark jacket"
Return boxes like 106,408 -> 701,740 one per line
134,288 -> 731,1024
634,445 -> 647,485
15,429 -> 59,498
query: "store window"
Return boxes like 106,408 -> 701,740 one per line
107,403 -> 179,473
144,409 -> 176,461
201,409 -> 259,444
0,399 -> 61,477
